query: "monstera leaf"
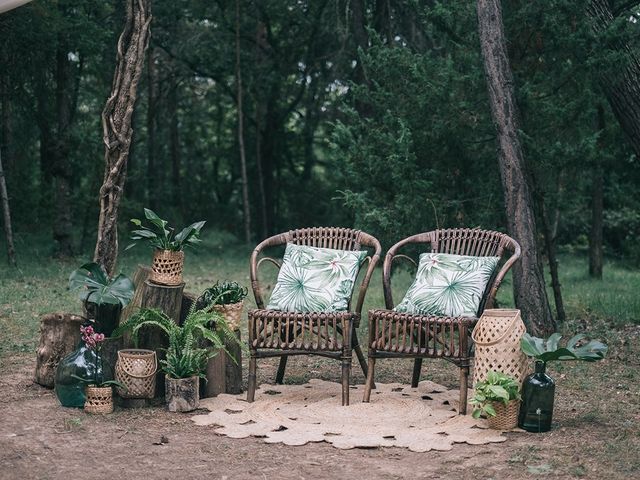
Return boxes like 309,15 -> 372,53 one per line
68,262 -> 135,307
520,332 -> 608,364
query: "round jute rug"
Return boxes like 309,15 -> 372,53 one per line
191,379 -> 510,452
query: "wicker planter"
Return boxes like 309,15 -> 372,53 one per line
487,399 -> 519,430
165,375 -> 199,412
149,249 -> 184,286
84,386 -> 114,414
115,349 -> 157,400
212,302 -> 243,331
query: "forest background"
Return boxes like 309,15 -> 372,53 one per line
1,0 -> 640,328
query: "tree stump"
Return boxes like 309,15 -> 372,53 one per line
139,280 -> 185,397
204,330 -> 243,397
34,313 -> 85,388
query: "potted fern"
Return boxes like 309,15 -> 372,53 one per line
127,208 -> 205,286
196,280 -> 248,331
113,307 -> 240,412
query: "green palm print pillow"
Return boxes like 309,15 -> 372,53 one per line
394,253 -> 500,317
267,243 -> 368,313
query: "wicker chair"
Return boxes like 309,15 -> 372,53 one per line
362,228 -> 520,414
247,227 -> 381,406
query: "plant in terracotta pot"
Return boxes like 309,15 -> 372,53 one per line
127,208 -> 205,286
113,307 -> 240,412
519,332 -> 607,432
470,371 -> 522,430
196,280 -> 248,331
68,262 -> 135,336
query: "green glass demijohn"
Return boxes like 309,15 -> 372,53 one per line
518,360 -> 555,432
54,341 -> 113,408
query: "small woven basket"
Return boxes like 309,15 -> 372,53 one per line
487,399 -> 520,430
84,386 -> 113,414
472,309 -> 529,386
212,302 -> 243,331
115,349 -> 157,399
149,249 -> 184,286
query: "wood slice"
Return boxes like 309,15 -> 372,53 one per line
139,280 -> 185,397
34,313 -> 85,388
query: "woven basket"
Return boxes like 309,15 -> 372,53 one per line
84,386 -> 114,414
115,349 -> 157,399
149,249 -> 184,286
212,302 -> 243,331
472,309 -> 529,386
487,399 -> 520,430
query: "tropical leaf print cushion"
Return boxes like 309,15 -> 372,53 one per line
267,243 -> 368,312
394,253 -> 500,317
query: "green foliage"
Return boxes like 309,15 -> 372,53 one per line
127,208 -> 205,252
68,262 -> 134,307
196,280 -> 248,309
520,332 -> 608,365
113,306 -> 243,379
471,371 -> 521,419
71,375 -> 125,390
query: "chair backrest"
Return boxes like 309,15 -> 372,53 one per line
250,227 -> 382,314
382,228 -> 521,315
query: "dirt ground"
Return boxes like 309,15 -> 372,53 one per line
1,346 -> 639,480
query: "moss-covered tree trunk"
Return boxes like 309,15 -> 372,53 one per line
477,0 -> 556,336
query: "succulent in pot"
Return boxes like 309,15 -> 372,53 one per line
518,332 -> 607,432
68,262 -> 135,336
196,280 -> 248,331
113,306 -> 241,412
470,371 -> 521,430
127,208 -> 205,286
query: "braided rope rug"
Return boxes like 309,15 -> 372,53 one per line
191,379 -> 509,452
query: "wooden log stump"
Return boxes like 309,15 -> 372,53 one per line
34,313 -> 85,388
203,330 -> 243,397
139,280 -> 184,397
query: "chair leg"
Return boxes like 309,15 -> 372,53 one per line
411,358 -> 423,387
362,357 -> 376,403
342,355 -> 351,406
351,330 -> 368,378
459,365 -> 469,415
275,355 -> 288,384
247,352 -> 257,402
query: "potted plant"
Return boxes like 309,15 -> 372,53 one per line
68,262 -> 135,337
196,280 -> 248,331
113,307 -> 241,412
470,371 -> 522,430
519,332 -> 607,432
127,208 -> 205,286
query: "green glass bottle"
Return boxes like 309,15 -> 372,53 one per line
518,360 -> 555,432
54,342 -> 112,407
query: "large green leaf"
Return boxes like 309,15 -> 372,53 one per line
521,332 -> 607,363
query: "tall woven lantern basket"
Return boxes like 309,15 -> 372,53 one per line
115,349 -> 157,400
472,309 -> 529,386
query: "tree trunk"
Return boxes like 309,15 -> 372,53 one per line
477,0 -> 556,336
588,0 -> 640,158
94,0 -> 152,277
541,183 -> 566,323
589,104 -> 605,279
235,0 -> 251,243
0,56 -> 16,266
168,68 -> 182,214
146,48 -> 158,211
34,313 -> 85,388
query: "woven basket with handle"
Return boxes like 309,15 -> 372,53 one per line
472,309 -> 529,386
115,349 -> 157,399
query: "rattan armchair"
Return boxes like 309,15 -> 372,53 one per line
362,228 -> 520,414
247,227 -> 381,406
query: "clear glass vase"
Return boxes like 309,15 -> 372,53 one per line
518,360 -> 555,432
54,342 -> 113,408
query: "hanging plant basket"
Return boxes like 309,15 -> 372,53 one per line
149,250 -> 184,286
84,386 -> 114,414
